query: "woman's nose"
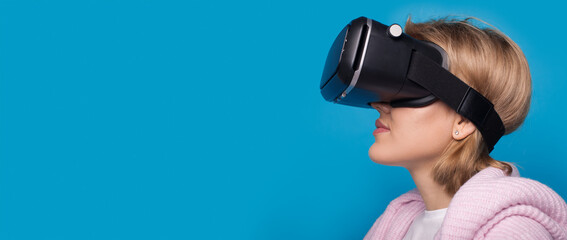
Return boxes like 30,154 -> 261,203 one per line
370,102 -> 392,114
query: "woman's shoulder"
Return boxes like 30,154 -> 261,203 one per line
437,166 -> 567,239
452,166 -> 566,213
378,188 -> 425,225
363,189 -> 425,240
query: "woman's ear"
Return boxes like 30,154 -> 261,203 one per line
452,115 -> 477,140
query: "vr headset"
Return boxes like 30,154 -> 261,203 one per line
320,16 -> 504,152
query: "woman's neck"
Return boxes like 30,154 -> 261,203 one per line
407,165 -> 453,211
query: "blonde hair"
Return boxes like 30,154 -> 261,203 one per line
405,17 -> 532,195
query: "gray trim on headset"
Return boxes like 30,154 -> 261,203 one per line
337,18 -> 372,101
424,42 -> 450,70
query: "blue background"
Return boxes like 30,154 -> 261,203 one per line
1,0 -> 565,239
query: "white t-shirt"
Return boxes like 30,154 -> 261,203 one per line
402,208 -> 447,240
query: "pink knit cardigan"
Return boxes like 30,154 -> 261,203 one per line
363,167 -> 567,239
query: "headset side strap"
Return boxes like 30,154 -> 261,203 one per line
406,51 -> 505,152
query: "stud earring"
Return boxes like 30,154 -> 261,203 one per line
455,130 -> 460,135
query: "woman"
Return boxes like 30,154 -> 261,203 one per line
363,17 -> 567,239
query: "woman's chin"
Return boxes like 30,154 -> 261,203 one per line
368,142 -> 396,165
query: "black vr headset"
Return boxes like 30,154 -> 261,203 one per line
320,16 -> 505,152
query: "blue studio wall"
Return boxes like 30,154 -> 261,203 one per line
1,0 -> 565,239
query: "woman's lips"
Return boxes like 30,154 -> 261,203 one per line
373,128 -> 390,135
373,119 -> 390,135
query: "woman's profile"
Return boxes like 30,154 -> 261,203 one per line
364,17 -> 567,240
320,15 -> 567,239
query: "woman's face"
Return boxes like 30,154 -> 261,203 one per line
368,101 -> 457,169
